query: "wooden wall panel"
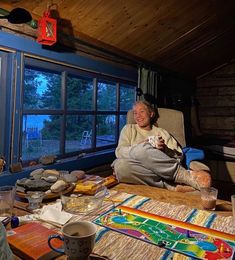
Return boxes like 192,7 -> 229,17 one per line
198,107 -> 235,117
197,86 -> 235,96
200,116 -> 235,130
196,62 -> 235,138
198,96 -> 235,107
201,129 -> 234,136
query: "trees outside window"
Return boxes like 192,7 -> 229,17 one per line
22,58 -> 136,163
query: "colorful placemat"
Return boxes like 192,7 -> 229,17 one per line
94,205 -> 235,260
62,190 -> 234,260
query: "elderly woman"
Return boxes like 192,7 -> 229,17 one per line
112,101 -> 211,192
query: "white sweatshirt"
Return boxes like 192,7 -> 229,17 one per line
115,124 -> 183,160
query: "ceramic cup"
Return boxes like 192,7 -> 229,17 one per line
48,221 -> 97,260
200,187 -> 218,211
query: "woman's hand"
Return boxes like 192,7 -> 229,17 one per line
148,135 -> 165,150
154,136 -> 165,150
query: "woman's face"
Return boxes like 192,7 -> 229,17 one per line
133,103 -> 153,130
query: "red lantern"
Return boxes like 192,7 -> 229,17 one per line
37,9 -> 57,46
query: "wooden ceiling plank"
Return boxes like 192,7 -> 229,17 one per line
1,0 -> 235,78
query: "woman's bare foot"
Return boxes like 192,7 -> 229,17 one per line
190,170 -> 211,190
175,167 -> 211,190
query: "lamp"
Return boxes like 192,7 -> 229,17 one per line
37,8 -> 57,46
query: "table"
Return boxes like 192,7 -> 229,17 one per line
11,183 -> 234,260
13,183 -> 233,217
112,183 -> 233,217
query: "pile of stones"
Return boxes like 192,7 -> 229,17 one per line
16,168 -> 86,195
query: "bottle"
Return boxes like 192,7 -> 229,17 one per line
11,215 -> 20,228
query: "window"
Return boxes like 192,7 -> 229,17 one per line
0,50 -> 13,170
21,57 -> 136,163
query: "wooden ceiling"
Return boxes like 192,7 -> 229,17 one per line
1,0 -> 235,79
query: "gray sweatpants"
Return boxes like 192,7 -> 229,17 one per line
112,142 -> 182,188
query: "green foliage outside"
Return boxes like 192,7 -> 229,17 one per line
23,66 -> 136,159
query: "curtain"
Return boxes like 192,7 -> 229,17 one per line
138,67 -> 158,105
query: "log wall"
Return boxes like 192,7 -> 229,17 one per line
196,62 -> 235,138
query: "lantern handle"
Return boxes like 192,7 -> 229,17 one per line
44,2 -> 58,17
47,2 -> 58,12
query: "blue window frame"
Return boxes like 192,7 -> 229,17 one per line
21,57 -> 136,164
0,32 -> 137,171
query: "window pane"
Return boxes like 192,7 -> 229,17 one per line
96,115 -> 116,147
97,81 -> 116,111
67,75 -> 93,110
22,115 -> 60,161
120,85 -> 136,111
119,115 -> 127,132
65,115 -> 93,152
24,67 -> 61,110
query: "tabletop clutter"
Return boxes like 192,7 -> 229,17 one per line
16,168 -> 117,204
0,168 -> 235,260
0,168 -> 118,259
4,168 -> 117,226
16,168 -> 96,194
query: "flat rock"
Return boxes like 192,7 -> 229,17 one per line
16,178 -> 52,191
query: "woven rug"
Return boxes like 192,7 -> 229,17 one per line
68,190 -> 234,260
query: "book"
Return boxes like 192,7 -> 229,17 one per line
7,222 -> 63,260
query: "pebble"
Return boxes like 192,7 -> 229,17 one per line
70,170 -> 86,180
43,169 -> 60,177
29,168 -> 44,179
41,175 -> 58,183
62,174 -> 78,183
50,179 -> 68,193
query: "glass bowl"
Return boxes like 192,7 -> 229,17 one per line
61,185 -> 107,214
